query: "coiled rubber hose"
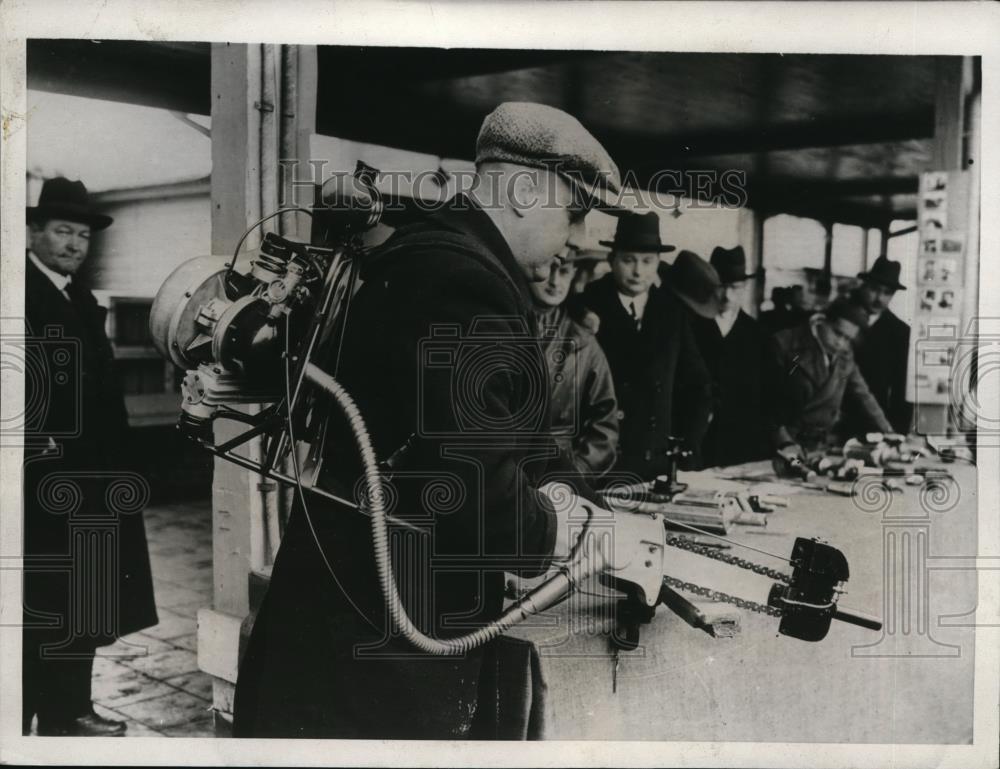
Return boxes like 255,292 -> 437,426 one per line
304,362 -> 595,655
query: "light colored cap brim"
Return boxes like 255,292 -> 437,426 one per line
560,173 -> 632,217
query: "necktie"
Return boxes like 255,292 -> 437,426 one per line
629,301 -> 640,329
65,279 -> 90,316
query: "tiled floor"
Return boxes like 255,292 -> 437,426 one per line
89,500 -> 216,737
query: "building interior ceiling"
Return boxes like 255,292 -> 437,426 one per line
28,40 -> 969,228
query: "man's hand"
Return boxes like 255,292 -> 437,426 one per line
539,482 -> 600,561
777,442 -> 805,464
579,309 -> 601,335
538,483 -> 668,607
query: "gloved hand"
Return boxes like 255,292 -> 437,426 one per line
538,482 -> 639,588
537,482 -> 666,595
539,481 -> 606,564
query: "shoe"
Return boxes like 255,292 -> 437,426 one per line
37,710 -> 127,737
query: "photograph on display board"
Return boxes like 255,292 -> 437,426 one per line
924,171 -> 949,193
921,212 -> 947,232
919,256 -> 960,286
940,233 -> 965,256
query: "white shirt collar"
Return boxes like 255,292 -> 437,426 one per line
715,307 -> 739,337
617,290 -> 649,323
28,250 -> 71,296
808,315 -> 832,368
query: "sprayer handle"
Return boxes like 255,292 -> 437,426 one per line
832,605 -> 883,632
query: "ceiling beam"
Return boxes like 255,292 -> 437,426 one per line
748,176 -> 919,198
27,39 -> 211,115
318,46 -> 592,83
752,194 -> 904,229
652,112 -> 935,158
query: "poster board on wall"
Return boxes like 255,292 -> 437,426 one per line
907,169 -> 970,433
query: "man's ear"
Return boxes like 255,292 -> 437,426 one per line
509,169 -> 538,219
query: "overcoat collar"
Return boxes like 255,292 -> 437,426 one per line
784,323 -> 838,387
430,195 -> 536,312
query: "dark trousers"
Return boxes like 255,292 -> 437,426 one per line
22,631 -> 96,734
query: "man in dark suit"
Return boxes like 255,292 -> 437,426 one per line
234,102 -> 629,739
23,178 -> 158,736
689,246 -> 770,468
582,213 -> 712,479
767,298 -> 893,461
843,256 -> 913,436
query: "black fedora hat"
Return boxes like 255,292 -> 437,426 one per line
26,177 -> 113,231
825,298 -> 870,331
599,211 -> 675,254
666,250 -> 721,319
858,256 -> 906,292
710,245 -> 761,284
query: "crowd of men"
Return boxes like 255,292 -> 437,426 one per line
233,101 -> 914,738
24,100 -> 913,740
531,215 -> 909,482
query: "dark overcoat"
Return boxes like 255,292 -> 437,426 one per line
692,310 -> 770,468
582,275 -> 712,479
767,322 -> 893,450
22,257 -> 158,654
233,198 -> 590,739
842,308 -> 913,436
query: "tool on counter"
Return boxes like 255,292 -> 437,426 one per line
602,480 -> 774,535
596,479 -> 882,654
746,493 -> 788,511
652,436 -> 693,497
602,513 -> 882,653
769,432 -> 953,497
772,452 -> 820,483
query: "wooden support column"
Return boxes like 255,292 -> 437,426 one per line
957,58 -> 979,354
739,207 -> 766,317
822,221 -> 833,275
932,58 -> 966,171
200,42 -> 317,735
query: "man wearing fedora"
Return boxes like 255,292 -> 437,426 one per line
767,298 -> 893,459
23,178 -> 158,736
689,246 -> 771,468
529,249 -> 619,481
843,256 -> 913,436
582,212 -> 712,479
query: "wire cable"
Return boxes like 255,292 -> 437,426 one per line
225,207 -> 315,284
283,320 -> 380,632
